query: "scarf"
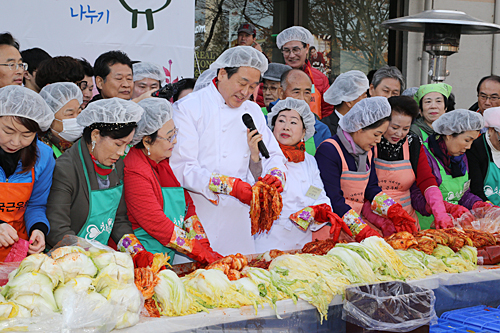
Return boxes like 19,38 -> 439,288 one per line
428,134 -> 467,178
278,142 -> 306,163
378,136 -> 406,160
337,129 -> 369,172
414,117 -> 434,138
41,131 -> 73,155
90,153 -> 114,180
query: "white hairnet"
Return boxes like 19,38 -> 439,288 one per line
133,62 -> 166,82
484,107 -> 500,131
276,26 -> 313,49
77,97 -> 144,128
402,87 -> 418,97
432,109 -> 484,135
132,98 -> 173,145
324,70 -> 369,106
267,97 -> 315,141
193,69 -> 217,92
0,85 -> 54,132
263,63 -> 292,82
339,96 -> 391,133
39,82 -> 83,114
209,46 -> 268,74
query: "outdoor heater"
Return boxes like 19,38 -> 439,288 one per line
382,10 -> 500,82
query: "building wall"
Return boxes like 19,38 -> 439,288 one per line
403,0 -> 497,109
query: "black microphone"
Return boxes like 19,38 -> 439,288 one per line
242,113 -> 270,159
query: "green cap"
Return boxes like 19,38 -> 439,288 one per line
414,83 -> 452,104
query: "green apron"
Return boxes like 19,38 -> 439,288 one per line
52,145 -> 62,158
261,106 -> 268,116
420,128 -> 429,143
483,136 -> 500,205
417,140 -> 470,229
76,140 -> 122,244
134,166 -> 187,264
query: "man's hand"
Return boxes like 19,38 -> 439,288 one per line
28,230 -> 45,254
0,224 -> 18,248
132,89 -> 156,103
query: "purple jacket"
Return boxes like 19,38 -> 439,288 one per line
411,145 -> 481,214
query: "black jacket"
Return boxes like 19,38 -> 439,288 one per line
466,134 -> 491,201
321,111 -> 340,136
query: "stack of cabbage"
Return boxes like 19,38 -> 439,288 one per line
169,237 -> 478,321
0,246 -> 142,330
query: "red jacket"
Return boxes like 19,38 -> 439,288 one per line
123,147 -> 196,245
256,60 -> 334,118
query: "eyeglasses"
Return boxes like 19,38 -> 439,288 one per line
157,127 -> 178,143
281,47 -> 304,56
263,85 -> 278,93
0,62 -> 28,71
478,93 -> 500,103
77,81 -> 88,91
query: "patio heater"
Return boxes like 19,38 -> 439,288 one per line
382,10 -> 500,83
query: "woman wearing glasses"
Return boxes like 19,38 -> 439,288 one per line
39,82 -> 84,158
46,98 -> 147,251
467,107 -> 500,206
123,98 -> 222,264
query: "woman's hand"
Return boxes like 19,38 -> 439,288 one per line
0,224 -> 18,248
247,128 -> 262,163
28,230 -> 45,254
132,89 -> 157,103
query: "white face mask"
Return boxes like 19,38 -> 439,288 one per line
53,117 -> 84,142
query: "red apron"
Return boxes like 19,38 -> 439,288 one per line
374,140 -> 419,230
0,169 -> 33,262
313,139 -> 381,241
305,65 -> 323,119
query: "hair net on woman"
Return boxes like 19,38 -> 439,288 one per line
39,82 -> 83,114
209,46 -> 268,74
324,70 -> 369,106
276,26 -> 313,49
0,85 -> 54,131
263,63 -> 292,82
193,69 -> 217,92
77,97 -> 144,128
132,98 -> 173,145
432,109 -> 484,135
414,83 -> 452,104
267,97 -> 315,141
133,62 -> 167,82
339,96 -> 391,133
484,107 -> 500,131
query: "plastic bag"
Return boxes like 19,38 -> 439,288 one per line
0,262 -> 21,286
454,206 -> 500,233
342,281 -> 437,332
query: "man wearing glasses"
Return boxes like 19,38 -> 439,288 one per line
471,75 -> 500,115
0,33 -> 25,89
276,26 -> 333,119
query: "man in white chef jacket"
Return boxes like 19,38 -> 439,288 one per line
170,46 -> 287,256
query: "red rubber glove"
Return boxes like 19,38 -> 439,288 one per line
189,239 -> 224,264
328,211 -> 353,242
472,201 -> 495,210
199,238 -> 223,263
230,179 -> 253,205
355,225 -> 381,242
310,203 -> 332,222
133,250 -> 155,269
361,201 -> 396,237
443,201 -> 469,219
387,203 -> 417,234
258,174 -> 283,193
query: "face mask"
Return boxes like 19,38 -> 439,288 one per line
53,118 -> 84,142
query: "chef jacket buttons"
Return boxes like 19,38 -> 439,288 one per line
244,154 -> 249,158
222,128 -> 226,132
222,153 -> 228,158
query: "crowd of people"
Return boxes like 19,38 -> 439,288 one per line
1,23 -> 499,266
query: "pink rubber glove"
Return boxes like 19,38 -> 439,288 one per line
361,201 -> 396,237
424,186 -> 453,229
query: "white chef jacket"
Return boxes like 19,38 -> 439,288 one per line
254,153 -> 331,253
170,82 -> 287,256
